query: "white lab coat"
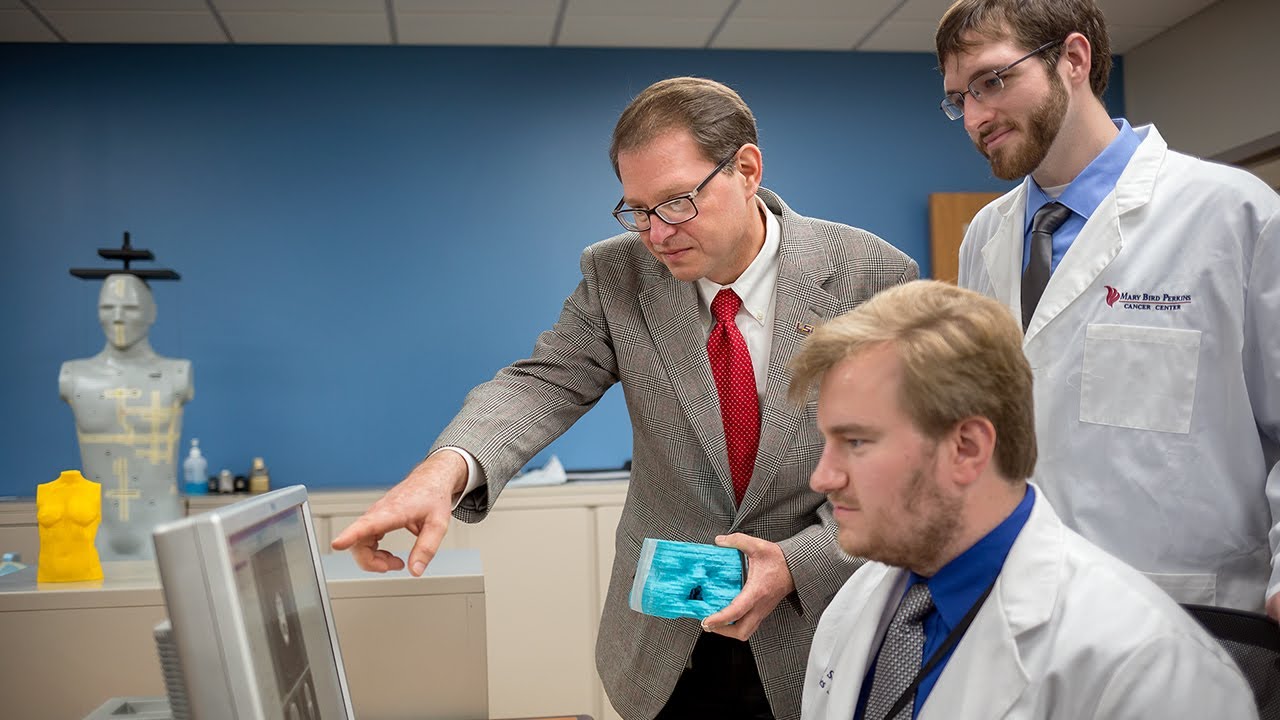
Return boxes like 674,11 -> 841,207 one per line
958,125 -> 1280,611
801,490 -> 1256,720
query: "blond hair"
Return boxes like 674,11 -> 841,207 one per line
790,280 -> 1036,480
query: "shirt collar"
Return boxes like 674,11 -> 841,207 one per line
696,195 -> 779,327
1024,118 -> 1143,232
907,484 -> 1036,630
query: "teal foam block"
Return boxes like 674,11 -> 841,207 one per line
628,538 -> 745,620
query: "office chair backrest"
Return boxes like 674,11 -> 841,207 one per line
1184,604 -> 1280,719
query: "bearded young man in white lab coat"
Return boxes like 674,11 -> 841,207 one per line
791,280 -> 1254,720
937,0 -> 1280,615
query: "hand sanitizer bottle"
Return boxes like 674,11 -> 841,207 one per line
183,439 -> 208,495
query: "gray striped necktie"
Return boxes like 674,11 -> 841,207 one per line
1021,201 -> 1073,331
864,582 -> 935,720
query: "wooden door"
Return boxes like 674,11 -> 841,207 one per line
929,192 -> 1003,283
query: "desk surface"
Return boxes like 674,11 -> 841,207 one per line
0,548 -> 483,610
84,698 -> 588,720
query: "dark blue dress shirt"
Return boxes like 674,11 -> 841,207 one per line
854,484 -> 1036,720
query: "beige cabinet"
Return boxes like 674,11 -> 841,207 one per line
592,504 -> 626,720
0,552 -> 487,720
0,500 -> 40,564
2,480 -> 630,719
196,481 -> 630,720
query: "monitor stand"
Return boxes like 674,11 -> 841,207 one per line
82,696 -> 171,720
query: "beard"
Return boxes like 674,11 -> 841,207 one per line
976,71 -> 1069,181
837,449 -> 964,574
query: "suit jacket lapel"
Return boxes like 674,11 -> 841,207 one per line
827,566 -> 904,719
1024,130 -> 1163,343
921,489 -> 1061,719
980,185 -> 1028,313
638,275 -> 735,494
738,191 -> 839,519
637,189 -> 845,512
921,592 -> 1027,719
1024,193 -> 1123,342
982,181 -> 1124,345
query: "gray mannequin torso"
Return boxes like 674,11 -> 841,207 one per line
59,274 -> 193,560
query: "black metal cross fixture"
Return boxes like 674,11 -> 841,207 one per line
70,231 -> 181,281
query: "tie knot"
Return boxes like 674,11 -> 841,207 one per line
1031,201 -> 1072,236
895,582 -> 935,626
711,288 -> 742,324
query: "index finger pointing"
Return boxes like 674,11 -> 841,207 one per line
331,510 -> 399,552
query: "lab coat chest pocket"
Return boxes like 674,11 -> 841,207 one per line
1080,324 -> 1202,434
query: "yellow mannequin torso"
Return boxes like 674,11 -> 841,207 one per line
36,470 -> 104,582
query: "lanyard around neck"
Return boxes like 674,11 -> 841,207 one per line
882,573 -> 1000,720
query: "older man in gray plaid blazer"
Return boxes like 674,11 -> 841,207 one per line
333,77 -> 918,720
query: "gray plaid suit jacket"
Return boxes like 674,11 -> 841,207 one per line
435,188 -> 919,720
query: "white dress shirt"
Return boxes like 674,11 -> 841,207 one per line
695,195 -> 780,397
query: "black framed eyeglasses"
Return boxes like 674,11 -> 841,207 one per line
940,39 -> 1064,121
612,151 -> 738,232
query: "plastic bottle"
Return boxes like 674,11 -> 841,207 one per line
183,439 -> 209,495
249,457 -> 271,494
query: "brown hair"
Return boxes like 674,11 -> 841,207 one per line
610,77 -> 757,178
789,280 -> 1037,481
935,0 -> 1112,98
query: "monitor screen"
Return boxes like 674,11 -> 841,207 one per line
227,505 -> 346,719
153,486 -> 354,720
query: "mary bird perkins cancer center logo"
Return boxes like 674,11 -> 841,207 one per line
1104,285 -> 1193,311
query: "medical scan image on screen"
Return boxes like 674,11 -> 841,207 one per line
228,508 -> 345,720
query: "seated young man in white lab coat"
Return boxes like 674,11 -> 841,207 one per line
790,280 -> 1255,720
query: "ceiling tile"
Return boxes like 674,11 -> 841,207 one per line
558,15 -> 718,48
891,0 -> 1223,53
0,9 -> 59,40
214,0 -> 385,11
221,11 -> 389,43
395,12 -> 556,45
395,0 -> 558,14
889,0 -> 959,23
1096,0 -> 1216,29
713,18 -> 875,50
732,0 -> 899,21
32,0 -> 206,9
43,10 -> 226,42
564,0 -> 731,18
1107,23 -> 1168,54
858,19 -> 941,53
5,0 -> 1224,51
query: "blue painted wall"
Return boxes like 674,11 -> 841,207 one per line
0,44 -> 1124,497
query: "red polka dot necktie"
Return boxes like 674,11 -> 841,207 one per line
708,288 -> 760,505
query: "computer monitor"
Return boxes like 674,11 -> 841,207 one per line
152,485 -> 355,720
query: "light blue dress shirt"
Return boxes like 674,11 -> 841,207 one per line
1022,119 -> 1145,273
